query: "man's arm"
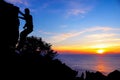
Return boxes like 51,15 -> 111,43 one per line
19,16 -> 25,20
19,10 -> 25,16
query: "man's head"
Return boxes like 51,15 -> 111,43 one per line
25,8 -> 30,14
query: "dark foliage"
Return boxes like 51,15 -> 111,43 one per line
2,36 -> 78,80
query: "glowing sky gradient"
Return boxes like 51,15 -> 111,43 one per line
5,0 -> 120,54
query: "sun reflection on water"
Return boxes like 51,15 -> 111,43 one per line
95,56 -> 110,75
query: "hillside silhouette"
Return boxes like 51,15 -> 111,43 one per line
1,0 -> 120,80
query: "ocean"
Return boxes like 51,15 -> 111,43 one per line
57,54 -> 120,76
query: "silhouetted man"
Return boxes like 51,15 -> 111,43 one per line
17,8 -> 33,51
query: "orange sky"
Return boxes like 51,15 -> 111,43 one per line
52,43 -> 120,54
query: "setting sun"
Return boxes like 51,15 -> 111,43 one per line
97,49 -> 105,54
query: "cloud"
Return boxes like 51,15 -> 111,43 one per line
85,26 -> 115,31
50,32 -> 84,43
67,9 -> 87,16
33,0 -> 95,18
48,26 -> 120,43
86,33 -> 117,39
39,30 -> 55,35
65,8 -> 90,18
64,0 -> 95,17
5,0 -> 29,6
91,38 -> 120,43
36,2 -> 50,11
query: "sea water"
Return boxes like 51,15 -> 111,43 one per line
57,54 -> 120,76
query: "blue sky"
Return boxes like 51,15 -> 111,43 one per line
5,0 -> 120,54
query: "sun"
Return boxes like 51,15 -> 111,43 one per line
97,49 -> 104,54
